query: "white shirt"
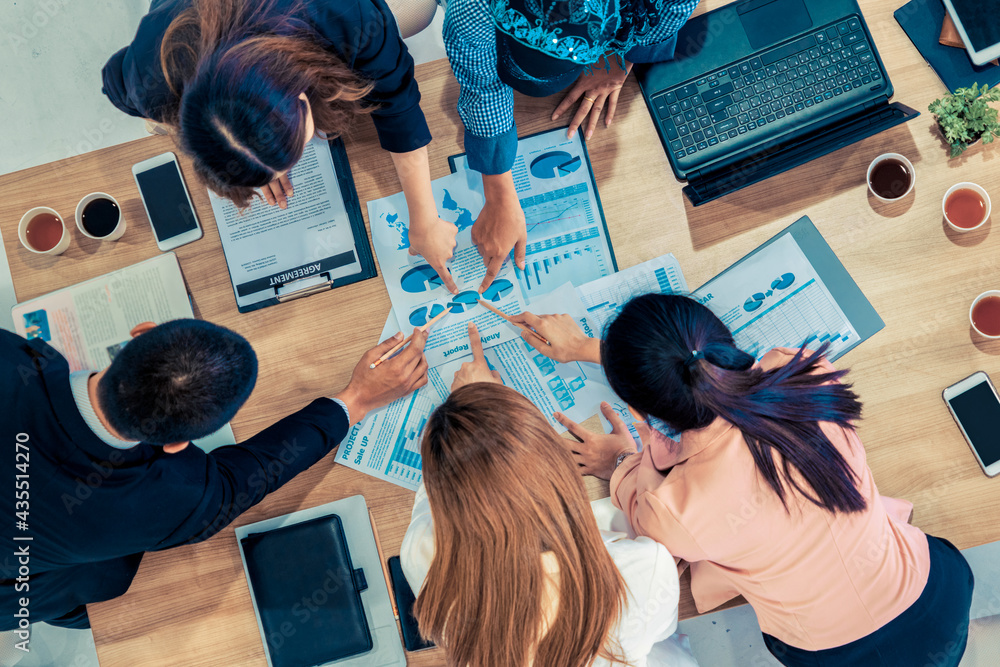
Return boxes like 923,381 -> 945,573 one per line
400,486 -> 699,667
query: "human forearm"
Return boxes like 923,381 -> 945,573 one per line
391,147 -> 436,223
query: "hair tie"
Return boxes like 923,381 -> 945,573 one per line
685,350 -> 704,367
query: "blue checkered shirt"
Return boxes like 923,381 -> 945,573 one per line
443,0 -> 701,174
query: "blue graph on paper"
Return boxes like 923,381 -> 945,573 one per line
728,278 -> 855,361
514,182 -> 615,302
580,261 -> 687,332
383,390 -> 436,486
515,226 -> 613,300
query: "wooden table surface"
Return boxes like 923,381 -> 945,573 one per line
3,0 -> 1000,664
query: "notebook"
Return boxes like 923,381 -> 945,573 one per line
895,0 -> 1000,91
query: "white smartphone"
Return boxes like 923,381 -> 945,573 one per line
941,0 -> 1000,67
132,152 -> 203,251
943,371 -> 1000,477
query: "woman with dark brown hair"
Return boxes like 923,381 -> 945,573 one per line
399,326 -> 698,667
102,0 -> 461,291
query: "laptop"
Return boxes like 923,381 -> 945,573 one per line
637,0 -> 919,206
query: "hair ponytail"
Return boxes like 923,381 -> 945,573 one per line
603,294 -> 867,515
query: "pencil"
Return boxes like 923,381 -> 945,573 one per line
368,509 -> 399,620
370,308 -> 450,369
477,299 -> 551,346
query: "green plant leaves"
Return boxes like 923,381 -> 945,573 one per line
929,84 -> 1000,157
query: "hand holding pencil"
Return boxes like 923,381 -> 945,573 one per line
510,312 -> 602,364
371,308 -> 450,369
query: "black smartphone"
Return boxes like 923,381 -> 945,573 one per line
387,556 -> 435,652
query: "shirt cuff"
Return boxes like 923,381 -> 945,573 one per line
464,125 -> 518,175
372,111 -> 432,154
330,397 -> 351,425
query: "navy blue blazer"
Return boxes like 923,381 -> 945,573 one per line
0,330 -> 349,629
101,0 -> 431,153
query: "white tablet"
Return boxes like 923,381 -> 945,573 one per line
942,0 -> 1000,67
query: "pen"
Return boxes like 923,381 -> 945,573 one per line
370,308 -> 450,369
368,509 -> 399,620
477,299 -> 551,346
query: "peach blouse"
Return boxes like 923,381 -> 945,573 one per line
611,348 -> 931,651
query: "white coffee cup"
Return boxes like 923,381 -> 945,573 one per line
866,153 -> 915,202
75,192 -> 126,241
18,207 -> 70,255
943,182 -> 991,233
970,290 -> 1000,339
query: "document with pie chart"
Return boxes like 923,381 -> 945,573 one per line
367,169 -> 530,368
693,228 -> 861,362
450,128 -> 618,304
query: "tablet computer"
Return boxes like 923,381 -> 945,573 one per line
942,0 -> 1000,66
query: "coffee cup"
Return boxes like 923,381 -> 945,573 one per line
971,291 -> 1000,339
75,192 -> 126,241
943,182 -> 991,233
18,207 -> 70,255
866,153 -> 915,202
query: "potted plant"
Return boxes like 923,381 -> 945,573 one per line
929,83 -> 1000,157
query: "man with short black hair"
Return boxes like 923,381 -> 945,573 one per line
0,318 -> 428,630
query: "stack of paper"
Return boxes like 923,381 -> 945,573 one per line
337,129 -> 690,490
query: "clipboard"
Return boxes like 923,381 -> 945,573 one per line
211,138 -> 377,314
694,216 -> 884,361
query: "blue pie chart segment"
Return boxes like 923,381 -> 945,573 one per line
771,273 -> 795,290
449,291 -> 480,314
401,265 -> 443,293
409,303 -> 445,327
744,293 -> 766,312
482,279 -> 514,302
530,151 -> 581,179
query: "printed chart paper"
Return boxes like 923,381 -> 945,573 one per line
337,285 -> 620,490
368,169 -> 529,367
693,233 -> 860,361
454,129 -> 617,302
578,253 -> 689,333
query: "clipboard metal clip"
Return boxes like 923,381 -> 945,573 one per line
274,271 -> 334,303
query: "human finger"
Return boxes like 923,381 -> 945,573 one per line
585,97 -> 605,140
270,180 -> 288,209
467,322 -> 485,361
261,183 -> 277,207
605,88 -> 620,127
278,173 -> 293,198
432,261 -> 459,294
513,237 -> 526,271
365,331 -> 405,364
511,311 -> 544,329
552,83 -> 585,120
554,411 -> 589,443
601,401 -> 629,434
479,255 -> 502,292
567,96 -> 595,140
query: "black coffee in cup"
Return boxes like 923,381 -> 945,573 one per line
81,198 -> 120,238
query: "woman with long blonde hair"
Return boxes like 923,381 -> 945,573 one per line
400,329 -> 698,667
103,0 -> 461,291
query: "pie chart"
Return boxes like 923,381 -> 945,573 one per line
449,291 -> 480,314
530,151 -> 582,179
744,293 -> 766,312
409,303 -> 446,327
481,279 -> 514,302
401,265 -> 443,293
771,273 -> 795,290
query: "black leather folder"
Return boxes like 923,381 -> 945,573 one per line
240,514 -> 372,667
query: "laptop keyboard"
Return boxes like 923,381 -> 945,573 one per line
651,16 -> 882,161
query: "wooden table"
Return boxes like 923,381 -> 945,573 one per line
3,0 -> 999,663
